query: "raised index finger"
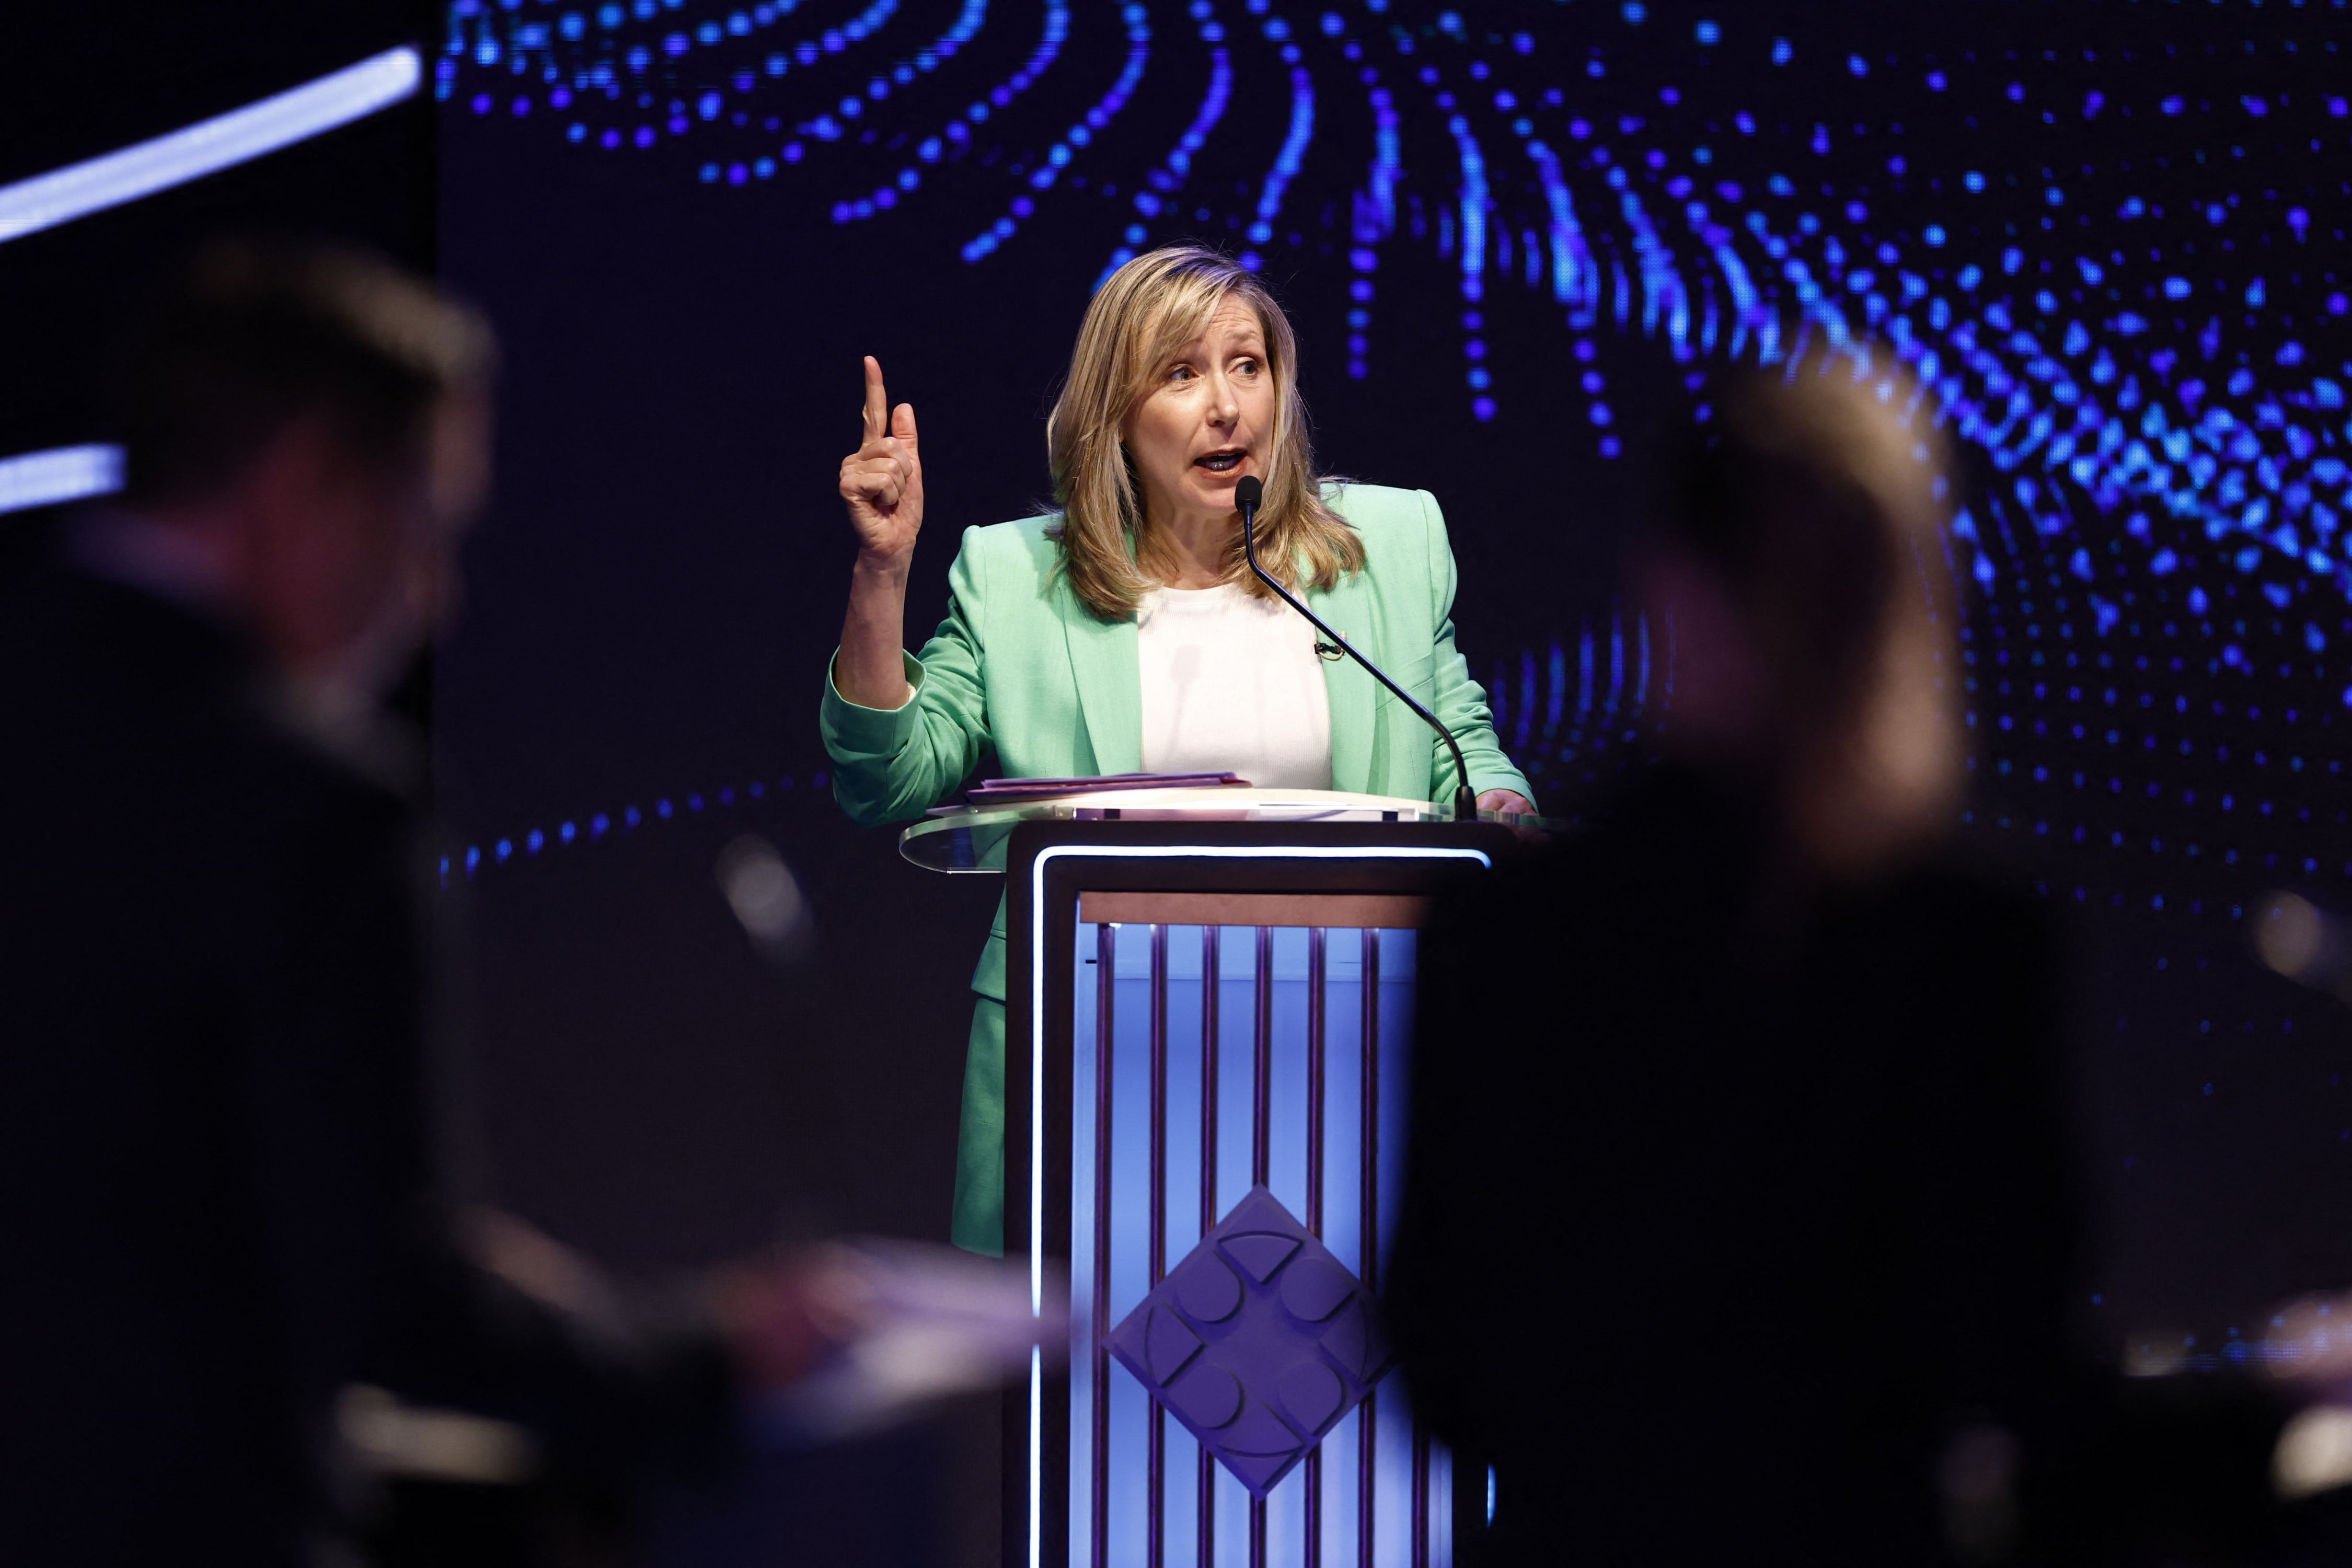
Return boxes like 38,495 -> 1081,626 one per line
861,356 -> 888,441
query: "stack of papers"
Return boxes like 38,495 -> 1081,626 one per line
964,771 -> 1250,805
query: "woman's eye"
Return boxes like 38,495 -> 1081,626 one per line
1235,358 -> 1261,375
1168,364 -> 1195,382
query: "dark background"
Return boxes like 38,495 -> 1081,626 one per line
2,1 -> 2347,1562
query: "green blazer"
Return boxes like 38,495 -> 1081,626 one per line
818,482 -> 1535,1000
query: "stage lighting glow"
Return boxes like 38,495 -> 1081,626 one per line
1094,4 -> 1235,286
0,444 -> 122,515
435,773 -> 823,889
0,48 -> 422,247
2255,891 -> 2326,979
959,0 -> 1138,261
2275,1405 -> 2352,1500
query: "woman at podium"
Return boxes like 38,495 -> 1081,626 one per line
818,245 -> 1535,1255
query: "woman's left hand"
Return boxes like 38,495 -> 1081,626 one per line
1477,789 -> 1537,819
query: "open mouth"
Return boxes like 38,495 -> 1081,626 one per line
1193,448 -> 1247,473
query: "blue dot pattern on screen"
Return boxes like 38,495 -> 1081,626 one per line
436,0 -> 2351,955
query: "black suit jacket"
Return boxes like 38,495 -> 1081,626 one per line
1388,766 -> 2080,1564
0,561 -> 731,1566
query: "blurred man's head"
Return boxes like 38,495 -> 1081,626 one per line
114,240 -> 495,693
1644,342 -> 1964,873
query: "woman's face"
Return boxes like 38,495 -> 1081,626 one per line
1124,296 -> 1277,528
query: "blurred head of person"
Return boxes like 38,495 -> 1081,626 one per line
1642,342 -> 1964,877
111,238 -> 496,701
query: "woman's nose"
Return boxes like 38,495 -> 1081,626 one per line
1206,374 -> 1239,423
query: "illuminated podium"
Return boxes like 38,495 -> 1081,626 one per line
904,790 -> 1522,1567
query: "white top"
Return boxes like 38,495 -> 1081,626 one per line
1136,583 -> 1333,789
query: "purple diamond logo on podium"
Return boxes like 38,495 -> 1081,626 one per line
1105,1185 -> 1393,1498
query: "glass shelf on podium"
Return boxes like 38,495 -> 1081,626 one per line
899,787 -> 1473,873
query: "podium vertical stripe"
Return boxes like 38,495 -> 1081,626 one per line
1148,923 -> 1169,1568
1251,926 -> 1273,1188
1092,920 -> 1116,1568
1250,922 -> 1272,1568
1304,926 -> 1328,1567
1198,924 -> 1220,1568
1358,928 -> 1383,1568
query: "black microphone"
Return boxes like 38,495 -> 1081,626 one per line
1234,475 -> 1480,822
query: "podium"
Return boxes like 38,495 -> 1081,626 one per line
904,791 -> 1522,1567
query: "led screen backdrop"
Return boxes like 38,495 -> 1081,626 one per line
433,0 -> 2350,1345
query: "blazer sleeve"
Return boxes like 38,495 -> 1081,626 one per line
820,526 -> 994,826
1416,490 -> 1536,808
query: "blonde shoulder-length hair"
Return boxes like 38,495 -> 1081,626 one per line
1044,246 -> 1364,620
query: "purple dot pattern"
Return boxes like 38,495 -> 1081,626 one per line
1105,1185 -> 1392,1500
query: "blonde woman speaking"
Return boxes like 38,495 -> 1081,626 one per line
822,246 -> 1534,1255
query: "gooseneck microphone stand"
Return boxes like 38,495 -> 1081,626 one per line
1233,476 -> 1481,822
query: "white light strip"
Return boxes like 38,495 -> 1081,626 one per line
0,47 -> 422,246
1025,838 -> 1494,1562
0,443 -> 122,514
1028,1346 -> 1042,1568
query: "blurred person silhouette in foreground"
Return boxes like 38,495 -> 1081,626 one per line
0,241 -> 864,1567
1388,346 -> 2322,1565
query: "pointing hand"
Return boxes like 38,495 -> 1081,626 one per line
838,355 -> 924,568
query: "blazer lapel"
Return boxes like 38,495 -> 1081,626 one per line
1058,582 -> 1142,776
1308,570 -> 1378,793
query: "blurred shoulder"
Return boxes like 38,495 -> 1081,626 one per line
1,566 -> 414,895
1885,856 -> 2065,973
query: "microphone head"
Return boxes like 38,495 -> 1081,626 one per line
1233,475 -> 1264,517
